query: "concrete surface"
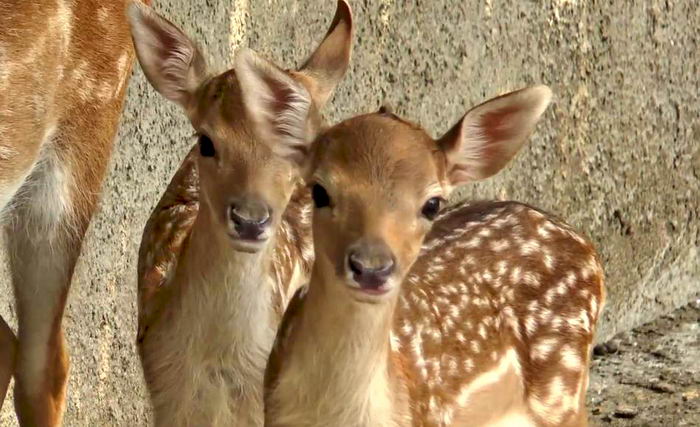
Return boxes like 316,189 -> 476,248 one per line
1,0 -> 698,424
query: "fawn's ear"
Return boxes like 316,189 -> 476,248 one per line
295,0 -> 353,108
127,1 -> 208,108
438,85 -> 552,185
235,48 -> 314,168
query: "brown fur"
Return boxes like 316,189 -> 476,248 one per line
0,0 -> 142,423
265,88 -> 604,426
133,2 -> 352,424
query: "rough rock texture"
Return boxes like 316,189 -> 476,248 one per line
0,0 -> 698,424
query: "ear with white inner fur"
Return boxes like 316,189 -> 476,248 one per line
438,85 -> 552,185
296,0 -> 353,108
126,1 -> 208,108
235,48 -> 313,166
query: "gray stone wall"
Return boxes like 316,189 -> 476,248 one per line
1,0 -> 697,424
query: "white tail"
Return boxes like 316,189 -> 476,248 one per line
131,1 -> 353,425
0,0 -> 139,423
265,87 -> 605,426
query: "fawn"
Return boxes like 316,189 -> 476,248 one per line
128,1 -> 352,425
264,87 -> 605,426
0,0 -> 142,423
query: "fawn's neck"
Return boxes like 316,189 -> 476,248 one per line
176,202 -> 277,345
144,202 -> 277,426
272,264 -> 405,426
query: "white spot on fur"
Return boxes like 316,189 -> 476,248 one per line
97,7 -> 110,25
520,239 -> 542,256
537,308 -> 553,325
544,285 -> 560,305
536,224 -> 552,239
542,249 -> 555,271
455,348 -> 521,407
478,323 -> 487,339
411,325 -> 428,379
401,320 -> 413,337
478,227 -> 493,238
550,316 -> 564,331
490,238 -> 510,252
525,316 -> 538,337
531,337 -> 559,361
510,266 -> 522,284
496,260 -> 508,277
559,345 -> 582,370
523,271 -> 540,287
528,372 -> 581,424
464,237 -> 482,249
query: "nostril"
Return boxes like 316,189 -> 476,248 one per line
348,253 -> 395,278
375,259 -> 395,277
257,210 -> 271,226
229,205 -> 272,241
348,252 -> 364,275
230,206 -> 271,227
229,205 -> 242,225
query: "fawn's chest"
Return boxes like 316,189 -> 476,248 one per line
143,267 -> 277,424
268,330 -> 404,427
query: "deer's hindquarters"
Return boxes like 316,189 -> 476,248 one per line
397,202 -> 605,426
1,0 -> 135,422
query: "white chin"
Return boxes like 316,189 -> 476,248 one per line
229,237 -> 267,253
345,280 -> 395,302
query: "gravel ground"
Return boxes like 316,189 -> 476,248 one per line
588,298 -> 700,426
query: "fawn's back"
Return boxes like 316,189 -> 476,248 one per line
394,200 -> 604,425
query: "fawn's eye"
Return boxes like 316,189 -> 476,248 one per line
312,184 -> 331,208
421,197 -> 443,220
199,135 -> 216,157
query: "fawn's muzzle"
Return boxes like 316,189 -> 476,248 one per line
346,241 -> 396,290
229,199 -> 272,240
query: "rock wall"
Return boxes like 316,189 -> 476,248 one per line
1,0 -> 697,424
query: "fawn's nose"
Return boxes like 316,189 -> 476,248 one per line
346,241 -> 396,290
229,199 -> 272,240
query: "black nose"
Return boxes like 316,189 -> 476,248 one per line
229,204 -> 271,240
348,251 -> 395,289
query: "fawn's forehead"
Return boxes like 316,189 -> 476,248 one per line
315,114 -> 441,191
192,70 -> 273,158
192,71 -> 249,133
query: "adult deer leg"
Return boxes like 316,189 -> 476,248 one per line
8,207 -> 76,426
7,113 -> 115,426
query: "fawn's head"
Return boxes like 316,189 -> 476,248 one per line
127,1 -> 352,252
302,88 -> 552,303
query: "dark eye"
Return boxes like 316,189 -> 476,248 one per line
312,184 -> 331,208
421,197 -> 442,220
199,134 -> 216,157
